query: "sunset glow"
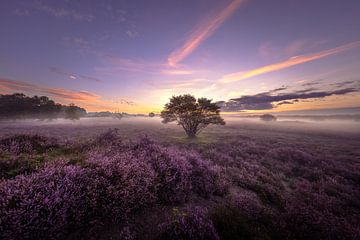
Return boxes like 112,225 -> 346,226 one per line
1,0 -> 359,114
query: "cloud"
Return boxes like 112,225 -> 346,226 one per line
42,88 -> 100,102
94,51 -> 198,76
62,37 -> 90,48
126,30 -> 139,38
277,101 -> 295,106
146,78 -> 211,90
49,67 -> 103,82
0,78 -> 135,111
258,39 -> 328,59
217,100 -> 273,111
105,5 -> 127,22
35,0 -> 95,22
268,86 -> 288,93
0,78 -> 100,102
13,9 -> 31,16
161,69 -> 194,75
219,41 -> 360,83
330,80 -> 359,88
0,79 -> 36,93
62,37 -> 161,74
218,85 -> 359,111
167,0 -> 245,66
302,80 -> 322,87
63,35 -> 198,76
286,39 -> 309,55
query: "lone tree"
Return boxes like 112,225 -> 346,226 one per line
161,94 -> 225,137
148,112 -> 155,117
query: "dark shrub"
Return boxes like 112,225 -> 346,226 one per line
0,134 -> 58,154
158,207 -> 219,240
259,114 -> 277,122
0,152 -> 46,179
210,192 -> 275,240
263,147 -> 314,165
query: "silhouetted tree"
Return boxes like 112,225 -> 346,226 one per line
161,94 -> 225,137
148,112 -> 155,117
0,93 -> 86,120
65,103 -> 83,121
113,111 -> 123,120
260,114 -> 277,122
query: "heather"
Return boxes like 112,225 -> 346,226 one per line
0,130 -> 226,239
0,119 -> 360,239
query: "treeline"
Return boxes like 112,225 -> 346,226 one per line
0,93 -> 86,120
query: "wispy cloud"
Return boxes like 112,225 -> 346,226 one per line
126,30 -> 139,38
35,0 -> 95,22
330,80 -> 360,88
105,5 -> 127,22
13,9 -> 31,16
220,41 -> 360,83
62,37 -> 90,48
62,36 -> 158,74
0,78 -> 99,102
167,0 -> 245,66
161,69 -> 194,75
148,78 -> 211,90
62,36 -> 192,75
97,54 -> 200,76
49,67 -> 103,82
258,39 -> 328,58
285,39 -> 312,55
0,78 -> 135,111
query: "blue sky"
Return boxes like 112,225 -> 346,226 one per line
0,0 -> 360,113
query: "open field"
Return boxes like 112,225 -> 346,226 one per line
1,117 -> 360,239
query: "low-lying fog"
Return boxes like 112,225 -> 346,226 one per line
1,115 -> 359,140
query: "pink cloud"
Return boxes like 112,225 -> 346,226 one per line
167,0 -> 246,66
220,41 -> 360,83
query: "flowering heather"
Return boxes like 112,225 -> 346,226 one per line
0,134 -> 58,155
0,123 -> 359,239
0,130 -> 227,239
0,162 -> 100,239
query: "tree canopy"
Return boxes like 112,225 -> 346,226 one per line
161,94 -> 225,137
0,93 -> 86,120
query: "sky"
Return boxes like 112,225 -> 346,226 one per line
0,0 -> 360,113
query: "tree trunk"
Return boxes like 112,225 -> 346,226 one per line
185,129 -> 197,138
187,132 -> 196,138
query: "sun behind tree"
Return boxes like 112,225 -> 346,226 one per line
161,94 -> 225,137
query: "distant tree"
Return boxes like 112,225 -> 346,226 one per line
148,112 -> 155,117
113,111 -> 123,120
0,93 -> 86,120
260,114 -> 277,122
161,94 -> 225,137
64,104 -> 81,121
